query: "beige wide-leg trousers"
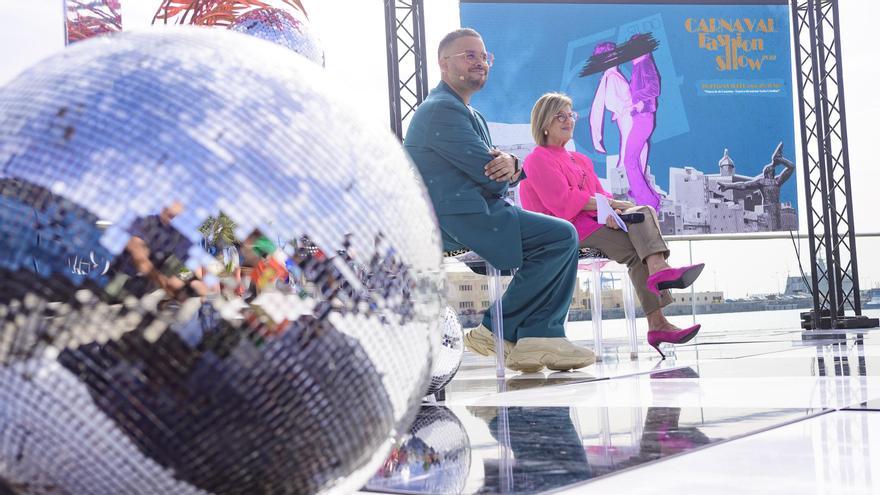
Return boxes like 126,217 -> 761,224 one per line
579,205 -> 673,314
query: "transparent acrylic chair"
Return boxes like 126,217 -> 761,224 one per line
444,250 -> 509,378
507,185 -> 641,361
571,248 -> 640,361
451,246 -> 641,370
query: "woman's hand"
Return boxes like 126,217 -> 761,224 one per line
605,209 -> 623,230
611,199 -> 635,210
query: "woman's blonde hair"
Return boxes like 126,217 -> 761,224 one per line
530,92 -> 574,146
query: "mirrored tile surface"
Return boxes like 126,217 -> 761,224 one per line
443,350 -> 693,403
569,410 -> 880,495
359,317 -> 880,494
671,341 -> 806,359
361,404 -> 818,495
680,350 -> 880,379
844,399 -> 880,411
465,371 -> 880,410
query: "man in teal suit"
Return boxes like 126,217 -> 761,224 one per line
404,28 -> 595,372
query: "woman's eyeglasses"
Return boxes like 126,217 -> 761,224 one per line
554,111 -> 578,123
445,50 -> 495,67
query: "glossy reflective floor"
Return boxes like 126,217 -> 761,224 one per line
360,310 -> 880,494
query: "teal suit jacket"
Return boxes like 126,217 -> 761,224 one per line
404,82 -> 524,270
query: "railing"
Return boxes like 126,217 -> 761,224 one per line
665,231 -> 880,242
665,231 -> 880,326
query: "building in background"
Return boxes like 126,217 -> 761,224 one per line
655,148 -> 797,234
447,270 -> 724,325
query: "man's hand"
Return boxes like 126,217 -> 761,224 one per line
484,149 -> 517,182
718,182 -> 730,191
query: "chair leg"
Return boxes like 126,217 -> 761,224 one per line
564,306 -> 571,334
486,263 -> 506,378
590,264 -> 603,362
623,276 -> 639,360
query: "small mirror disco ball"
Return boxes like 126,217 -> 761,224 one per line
229,7 -> 324,66
425,306 -> 464,396
365,406 -> 471,494
0,28 -> 443,495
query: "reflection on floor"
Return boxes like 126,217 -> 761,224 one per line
360,318 -> 880,494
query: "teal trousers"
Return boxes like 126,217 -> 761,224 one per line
441,203 -> 579,342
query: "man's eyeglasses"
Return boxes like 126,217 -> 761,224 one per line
445,50 -> 494,67
554,111 -> 578,123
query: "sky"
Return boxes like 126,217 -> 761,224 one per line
0,0 -> 877,299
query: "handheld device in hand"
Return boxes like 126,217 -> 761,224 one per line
619,212 -> 645,224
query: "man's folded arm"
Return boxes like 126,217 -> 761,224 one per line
427,100 -> 507,195
510,166 -> 526,186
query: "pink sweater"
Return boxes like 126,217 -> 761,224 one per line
519,145 -> 612,241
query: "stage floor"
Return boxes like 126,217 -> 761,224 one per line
360,318 -> 880,494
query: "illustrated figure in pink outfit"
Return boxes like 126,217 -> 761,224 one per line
586,36 -> 663,210
589,42 -> 632,168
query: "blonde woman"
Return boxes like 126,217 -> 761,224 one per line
519,92 -> 703,358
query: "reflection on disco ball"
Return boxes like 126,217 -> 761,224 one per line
426,306 -> 464,396
0,28 -> 443,495
230,7 -> 324,66
366,406 -> 471,494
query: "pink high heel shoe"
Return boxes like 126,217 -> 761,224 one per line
647,324 -> 701,359
646,263 -> 705,296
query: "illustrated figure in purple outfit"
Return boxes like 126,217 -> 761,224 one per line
625,38 -> 663,210
584,34 -> 663,211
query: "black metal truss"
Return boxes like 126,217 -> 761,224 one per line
384,0 -> 429,140
791,0 -> 875,329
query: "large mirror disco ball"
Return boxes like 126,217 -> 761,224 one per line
0,28 -> 443,495
425,306 -> 464,396
365,406 -> 471,494
229,7 -> 324,65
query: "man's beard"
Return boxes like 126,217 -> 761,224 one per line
467,74 -> 486,90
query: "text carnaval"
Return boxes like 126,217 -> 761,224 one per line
685,18 -> 777,71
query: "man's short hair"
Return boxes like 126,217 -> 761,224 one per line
438,28 -> 482,58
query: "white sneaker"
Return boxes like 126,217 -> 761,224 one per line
505,338 -> 596,373
463,324 -> 514,358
